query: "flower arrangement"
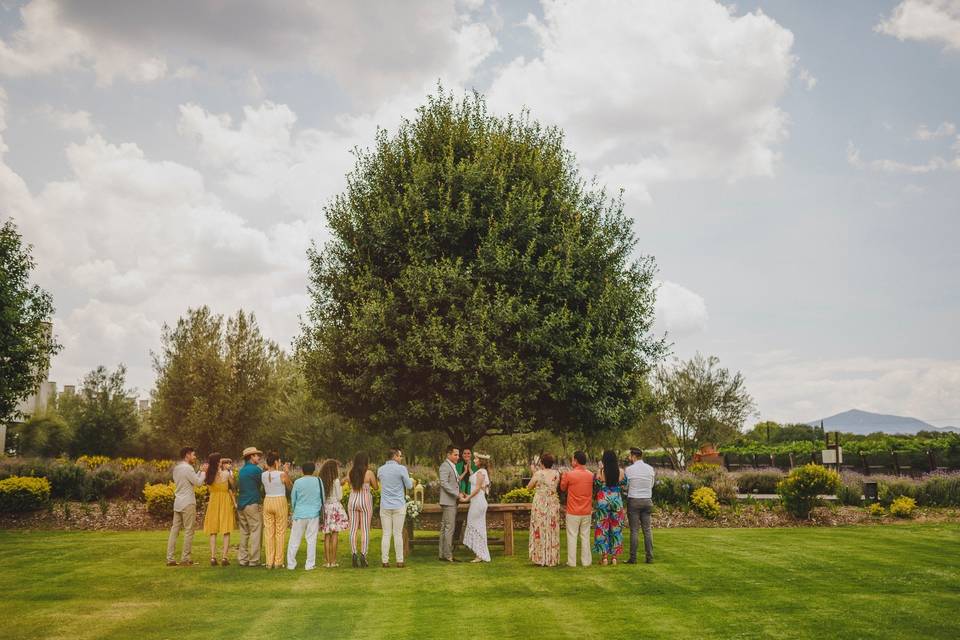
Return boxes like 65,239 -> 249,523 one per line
405,499 -> 422,521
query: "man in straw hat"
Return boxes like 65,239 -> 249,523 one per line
237,446 -> 264,567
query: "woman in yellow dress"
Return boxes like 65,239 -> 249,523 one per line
202,453 -> 236,566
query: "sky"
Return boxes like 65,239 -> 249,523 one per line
1,0 -> 958,426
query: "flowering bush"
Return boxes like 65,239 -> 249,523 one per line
0,476 -> 52,512
867,503 -> 886,517
142,482 -> 209,518
777,464 -> 841,519
889,496 -> 917,519
691,486 -> 721,519
117,458 -> 146,472
500,487 -> 534,503
76,455 -> 110,469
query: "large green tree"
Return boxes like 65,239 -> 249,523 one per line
299,90 -> 665,450
152,307 -> 277,456
0,218 -> 61,422
60,365 -> 139,456
642,353 -> 756,468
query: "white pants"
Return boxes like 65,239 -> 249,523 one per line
380,508 -> 406,564
566,513 -> 592,567
286,517 -> 319,570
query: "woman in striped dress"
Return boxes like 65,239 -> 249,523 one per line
347,452 -> 379,568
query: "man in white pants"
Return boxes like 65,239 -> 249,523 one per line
560,451 -> 594,567
286,461 -> 324,570
378,449 -> 414,567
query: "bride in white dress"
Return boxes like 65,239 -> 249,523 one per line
462,455 -> 491,563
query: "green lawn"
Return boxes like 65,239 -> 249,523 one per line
1,525 -> 958,639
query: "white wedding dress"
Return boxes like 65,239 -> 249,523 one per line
462,468 -> 490,562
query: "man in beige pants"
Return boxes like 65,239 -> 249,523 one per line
560,451 -> 594,567
166,447 -> 205,566
236,446 -> 264,567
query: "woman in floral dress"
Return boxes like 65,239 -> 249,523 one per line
527,453 -> 561,567
593,450 -> 626,566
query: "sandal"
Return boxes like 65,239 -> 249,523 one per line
220,558 -> 230,566
210,558 -> 218,566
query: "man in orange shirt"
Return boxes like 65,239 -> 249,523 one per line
560,451 -> 594,567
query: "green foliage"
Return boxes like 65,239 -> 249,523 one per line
0,218 -> 62,422
691,486 -> 721,519
9,412 -> 72,457
298,89 -> 665,450
878,478 -> 917,506
152,307 -> 278,456
889,496 -> 917,518
60,366 -> 140,457
916,474 -> 960,507
777,464 -> 841,518
836,474 -> 864,506
645,353 -> 756,469
500,487 -> 535,503
0,476 -> 51,512
867,503 -> 886,517
142,482 -> 208,518
734,470 -> 783,494
652,473 -> 701,506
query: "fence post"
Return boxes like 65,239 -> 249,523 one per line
788,452 -> 795,469
892,451 -> 900,477
860,453 -> 869,476
752,454 -> 758,469
928,450 -> 936,473
723,453 -> 731,471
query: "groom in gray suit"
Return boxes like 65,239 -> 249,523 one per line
438,445 -> 463,561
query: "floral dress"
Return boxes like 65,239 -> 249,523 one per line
528,468 -> 561,567
592,476 -> 626,556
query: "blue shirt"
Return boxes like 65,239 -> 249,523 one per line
237,462 -> 263,509
290,475 -> 324,521
377,460 -> 413,511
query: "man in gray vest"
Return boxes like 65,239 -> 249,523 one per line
166,446 -> 206,566
438,445 -> 463,562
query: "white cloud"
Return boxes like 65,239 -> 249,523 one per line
654,280 -> 708,339
846,140 -> 960,173
912,121 -> 957,140
746,353 -> 960,426
487,0 -> 795,204
36,104 -> 94,132
876,0 -> 960,50
0,0 -> 497,96
798,67 -> 818,90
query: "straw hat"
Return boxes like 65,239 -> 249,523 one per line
241,446 -> 263,458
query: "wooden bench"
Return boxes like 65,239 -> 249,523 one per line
403,503 -> 532,557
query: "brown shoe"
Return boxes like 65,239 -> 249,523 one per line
179,560 -> 197,567
396,562 -> 405,568
210,558 -> 218,566
166,561 -> 178,567
382,563 -> 390,568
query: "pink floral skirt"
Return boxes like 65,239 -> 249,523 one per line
322,501 -> 349,533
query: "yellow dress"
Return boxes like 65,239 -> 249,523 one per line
203,473 -> 236,535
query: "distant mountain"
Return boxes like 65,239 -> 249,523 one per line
806,409 -> 960,435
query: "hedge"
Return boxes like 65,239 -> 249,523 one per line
0,476 -> 52,512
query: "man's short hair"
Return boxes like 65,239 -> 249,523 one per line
446,445 -> 459,455
179,446 -> 195,459
630,447 -> 644,458
301,461 -> 316,475
573,451 -> 587,465
388,448 -> 402,460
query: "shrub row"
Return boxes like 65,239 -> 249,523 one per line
142,482 -> 210,518
0,476 -> 52,512
0,458 -> 170,501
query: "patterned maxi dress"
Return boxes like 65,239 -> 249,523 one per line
528,468 -> 561,566
593,476 -> 627,557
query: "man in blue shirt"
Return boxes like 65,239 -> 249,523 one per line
377,448 -> 413,568
286,461 -> 324,571
236,446 -> 264,567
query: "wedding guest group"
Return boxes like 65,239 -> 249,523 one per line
163,443 -> 656,571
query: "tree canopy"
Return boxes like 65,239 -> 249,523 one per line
299,90 -> 665,449
0,218 -> 61,422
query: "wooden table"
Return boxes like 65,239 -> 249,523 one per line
403,503 -> 532,557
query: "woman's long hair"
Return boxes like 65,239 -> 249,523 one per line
319,459 -> 340,498
204,452 -> 222,485
601,450 -> 619,488
349,452 -> 368,490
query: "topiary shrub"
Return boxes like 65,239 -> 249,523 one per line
691,486 -> 721,519
0,476 -> 52,512
500,487 -> 535,503
143,482 -> 209,518
889,496 -> 917,519
735,470 -> 783,494
777,464 -> 841,519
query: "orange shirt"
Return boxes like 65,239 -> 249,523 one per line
560,466 -> 594,516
